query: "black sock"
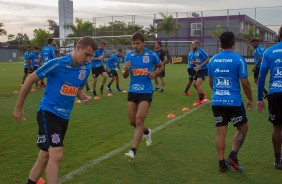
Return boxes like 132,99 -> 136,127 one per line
117,84 -> 119,89
93,90 -> 97,96
143,128 -> 149,135
131,148 -> 137,155
107,84 -> 111,88
184,88 -> 188,93
100,85 -> 104,90
27,179 -> 36,184
229,151 -> 238,160
219,159 -> 226,166
199,93 -> 204,100
275,153 -> 281,162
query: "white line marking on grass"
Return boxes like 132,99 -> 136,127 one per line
59,106 -> 202,183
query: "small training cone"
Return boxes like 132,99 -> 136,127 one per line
36,177 -> 45,184
94,96 -> 100,100
182,107 -> 190,112
107,93 -> 113,96
31,88 -> 36,92
167,114 -> 175,119
75,99 -> 81,104
13,90 -> 19,94
122,90 -> 127,93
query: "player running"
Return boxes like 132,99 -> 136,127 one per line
208,31 -> 253,172
105,49 -> 124,93
122,32 -> 164,163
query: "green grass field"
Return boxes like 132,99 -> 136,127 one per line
0,61 -> 279,184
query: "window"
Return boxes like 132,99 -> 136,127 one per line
191,23 -> 202,36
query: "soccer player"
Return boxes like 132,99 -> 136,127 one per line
184,43 -> 197,96
190,40 -> 210,106
30,46 -> 41,87
208,31 -> 253,172
40,38 -> 56,88
91,41 -> 108,97
13,36 -> 97,184
251,38 -> 268,98
257,26 -> 282,170
105,49 -> 123,93
21,46 -> 32,86
122,32 -> 164,162
154,41 -> 167,93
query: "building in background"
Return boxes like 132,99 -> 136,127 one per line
58,0 -> 73,46
154,14 -> 276,59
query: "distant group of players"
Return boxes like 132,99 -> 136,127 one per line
14,26 -> 282,183
22,38 -> 58,88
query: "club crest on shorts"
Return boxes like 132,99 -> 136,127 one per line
78,70 -> 86,80
51,133 -> 61,144
143,56 -> 149,63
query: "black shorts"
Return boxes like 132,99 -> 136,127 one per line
268,92 -> 282,125
128,92 -> 152,104
37,109 -> 69,151
212,103 -> 247,127
108,70 -> 118,77
187,68 -> 196,80
33,66 -> 38,71
154,64 -> 165,77
254,67 -> 260,78
92,66 -> 106,78
24,68 -> 28,74
194,69 -> 208,80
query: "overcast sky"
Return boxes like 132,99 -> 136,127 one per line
0,0 -> 281,42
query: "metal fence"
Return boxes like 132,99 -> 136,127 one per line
90,6 -> 282,57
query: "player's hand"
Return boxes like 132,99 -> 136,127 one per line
148,72 -> 156,80
252,66 -> 256,72
114,62 -> 118,67
256,101 -> 264,113
246,100 -> 253,111
13,108 -> 26,124
195,65 -> 201,71
81,94 -> 91,105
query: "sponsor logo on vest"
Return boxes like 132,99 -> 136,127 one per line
60,84 -> 78,96
132,68 -> 149,76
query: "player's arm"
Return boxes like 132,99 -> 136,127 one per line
208,76 -> 213,89
196,57 -> 210,70
240,78 -> 253,111
13,72 -> 40,123
77,87 -> 91,104
163,55 -> 168,64
122,61 -> 130,79
150,62 -> 164,80
256,61 -> 269,112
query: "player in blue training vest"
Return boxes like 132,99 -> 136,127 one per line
154,40 -> 168,93
21,46 -> 32,86
184,42 -> 198,96
13,37 -> 97,184
39,38 -> 56,88
257,26 -> 282,170
105,49 -> 123,93
90,41 -> 108,97
122,32 -> 164,163
208,31 -> 253,172
29,46 -> 41,87
189,40 -> 210,106
251,38 -> 268,98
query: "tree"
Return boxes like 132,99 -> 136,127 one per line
145,24 -> 157,41
0,23 -> 7,36
7,33 -> 30,46
47,19 -> 59,38
210,25 -> 223,52
156,12 -> 179,50
31,28 -> 52,46
238,26 -> 260,55
64,18 -> 93,37
7,34 -> 15,41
